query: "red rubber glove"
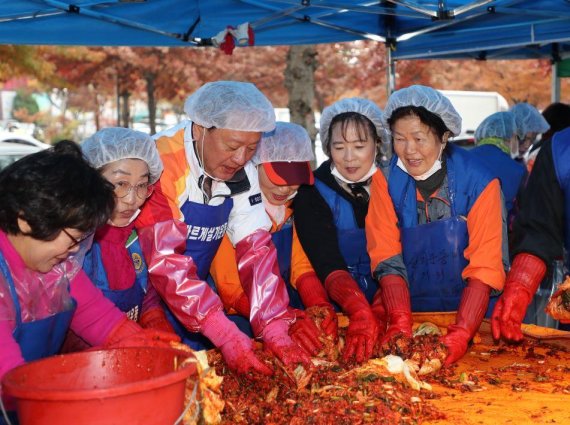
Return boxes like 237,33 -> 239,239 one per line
325,270 -> 378,363
491,253 -> 547,342
139,307 -> 176,334
379,275 -> 413,346
296,272 -> 338,339
443,278 -> 491,366
232,293 -> 251,318
263,318 -> 312,366
201,310 -> 273,376
289,308 -> 323,356
371,288 -> 388,341
104,317 -> 181,349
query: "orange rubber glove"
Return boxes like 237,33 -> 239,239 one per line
379,275 -> 412,346
491,253 -> 547,342
139,307 -> 176,334
104,317 -> 180,349
296,271 -> 338,340
325,270 -> 378,363
443,278 -> 490,365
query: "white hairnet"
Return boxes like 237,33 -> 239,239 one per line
253,121 -> 314,165
320,97 -> 385,155
510,102 -> 550,138
383,85 -> 462,136
184,81 -> 275,132
81,127 -> 163,184
475,111 -> 517,142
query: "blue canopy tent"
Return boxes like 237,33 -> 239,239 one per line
1,1 -> 569,97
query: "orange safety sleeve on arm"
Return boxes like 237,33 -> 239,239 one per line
290,224 -> 316,288
366,171 -> 403,274
209,234 -> 246,314
462,179 -> 506,291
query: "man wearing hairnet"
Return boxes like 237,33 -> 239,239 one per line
367,85 -> 507,365
470,111 -> 527,220
510,102 -> 550,161
136,82 -> 309,376
210,122 -> 329,357
492,125 -> 570,339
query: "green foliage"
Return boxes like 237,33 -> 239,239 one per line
13,91 -> 39,115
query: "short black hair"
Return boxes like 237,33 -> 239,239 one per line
0,140 -> 115,240
387,106 -> 449,142
326,112 -> 380,156
542,102 -> 570,134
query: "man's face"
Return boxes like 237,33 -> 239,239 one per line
196,127 -> 261,181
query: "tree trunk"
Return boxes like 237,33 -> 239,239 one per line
120,90 -> 130,128
145,71 -> 157,135
284,45 -> 318,166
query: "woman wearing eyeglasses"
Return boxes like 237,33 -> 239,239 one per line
0,141 -> 175,416
74,128 -> 175,338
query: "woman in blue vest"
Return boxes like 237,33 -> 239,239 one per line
366,86 -> 507,365
80,128 -> 173,331
471,111 -> 527,224
294,98 -> 387,363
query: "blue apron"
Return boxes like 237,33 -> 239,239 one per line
164,197 -> 233,350
273,221 -> 305,310
313,179 -> 377,304
0,251 -> 75,363
83,231 -> 147,321
389,146 -> 498,314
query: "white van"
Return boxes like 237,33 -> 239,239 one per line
0,132 -> 50,170
438,90 -> 509,148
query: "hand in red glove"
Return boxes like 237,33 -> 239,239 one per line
379,275 -> 413,346
289,308 -> 323,356
202,310 -> 272,376
296,272 -> 338,340
371,288 -> 387,342
263,318 -> 312,366
325,270 -> 378,363
139,307 -> 176,334
442,278 -> 491,366
104,317 -> 180,349
491,254 -> 546,342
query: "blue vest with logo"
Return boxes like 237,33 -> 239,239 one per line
83,230 -> 148,322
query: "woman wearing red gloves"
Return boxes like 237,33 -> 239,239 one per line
0,142 -> 174,418
366,86 -> 507,365
210,122 -> 329,358
293,98 -> 388,363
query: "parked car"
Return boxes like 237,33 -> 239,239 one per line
0,132 -> 50,170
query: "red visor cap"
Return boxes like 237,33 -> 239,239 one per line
262,161 -> 314,186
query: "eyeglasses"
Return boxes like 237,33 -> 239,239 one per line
62,228 -> 92,249
113,182 -> 154,199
